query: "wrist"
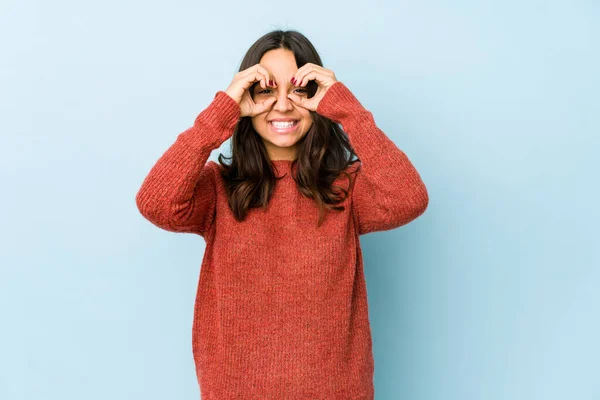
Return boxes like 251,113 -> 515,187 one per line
224,89 -> 238,104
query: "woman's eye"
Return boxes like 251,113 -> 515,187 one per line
257,88 -> 307,95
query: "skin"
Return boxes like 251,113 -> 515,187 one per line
224,48 -> 339,161
251,48 -> 313,161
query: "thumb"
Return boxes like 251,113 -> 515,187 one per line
287,93 -> 302,105
257,97 -> 276,113
288,93 -> 313,110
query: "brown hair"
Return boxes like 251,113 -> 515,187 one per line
217,29 -> 361,227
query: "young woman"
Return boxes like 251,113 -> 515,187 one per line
136,29 -> 429,400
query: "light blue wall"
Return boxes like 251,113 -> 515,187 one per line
2,0 -> 598,399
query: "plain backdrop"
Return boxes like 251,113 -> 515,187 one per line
1,0 -> 598,399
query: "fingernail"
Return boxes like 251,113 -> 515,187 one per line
291,77 -> 296,84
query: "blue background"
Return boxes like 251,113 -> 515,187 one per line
2,0 -> 598,399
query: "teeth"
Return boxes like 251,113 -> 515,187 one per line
271,121 -> 297,128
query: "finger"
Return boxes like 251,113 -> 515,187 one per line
298,71 -> 320,87
249,72 -> 266,89
287,93 -> 311,109
295,66 -> 318,87
241,72 -> 260,91
243,64 -> 270,80
292,62 -> 313,83
300,68 -> 335,88
286,93 -> 298,104
255,65 -> 272,89
254,70 -> 267,89
243,65 -> 270,89
293,63 -> 327,85
267,71 -> 276,87
255,97 -> 276,114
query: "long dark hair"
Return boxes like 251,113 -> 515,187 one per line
217,29 -> 361,227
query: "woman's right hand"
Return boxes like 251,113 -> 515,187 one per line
225,64 -> 278,117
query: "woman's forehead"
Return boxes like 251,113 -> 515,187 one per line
260,49 -> 298,78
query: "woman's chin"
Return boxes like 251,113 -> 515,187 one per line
268,137 -> 298,148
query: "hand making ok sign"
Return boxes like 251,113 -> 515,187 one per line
286,63 -> 338,112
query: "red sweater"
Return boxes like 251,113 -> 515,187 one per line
136,82 -> 429,399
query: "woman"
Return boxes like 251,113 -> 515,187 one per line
136,29 -> 429,399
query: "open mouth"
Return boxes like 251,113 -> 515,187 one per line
269,120 -> 299,134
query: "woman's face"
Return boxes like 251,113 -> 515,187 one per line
251,48 -> 313,161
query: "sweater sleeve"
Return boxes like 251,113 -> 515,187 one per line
135,91 -> 241,237
316,82 -> 429,235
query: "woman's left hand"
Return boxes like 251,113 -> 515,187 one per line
287,63 -> 338,111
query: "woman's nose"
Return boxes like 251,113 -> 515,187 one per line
273,89 -> 293,111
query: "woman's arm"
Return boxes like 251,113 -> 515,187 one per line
317,82 -> 429,235
135,91 -> 241,237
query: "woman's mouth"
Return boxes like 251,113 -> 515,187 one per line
269,120 -> 299,135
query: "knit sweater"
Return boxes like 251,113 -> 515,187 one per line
135,81 -> 429,399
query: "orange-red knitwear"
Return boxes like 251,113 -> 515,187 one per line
135,81 -> 429,399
